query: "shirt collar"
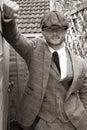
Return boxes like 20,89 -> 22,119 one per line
48,44 -> 66,55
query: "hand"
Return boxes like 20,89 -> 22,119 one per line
3,0 -> 19,19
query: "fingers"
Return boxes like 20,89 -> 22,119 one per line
13,3 -> 19,12
3,0 -> 19,19
14,13 -> 19,19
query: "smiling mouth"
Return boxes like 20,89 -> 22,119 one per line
53,38 -> 58,41
52,36 -> 60,39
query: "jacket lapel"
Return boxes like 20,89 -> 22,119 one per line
66,48 -> 73,80
42,44 -> 52,98
65,49 -> 82,100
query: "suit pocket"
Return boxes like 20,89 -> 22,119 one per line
64,93 -> 87,130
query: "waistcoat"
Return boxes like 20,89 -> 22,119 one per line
38,50 -> 76,130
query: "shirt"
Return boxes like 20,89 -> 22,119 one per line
48,45 -> 67,80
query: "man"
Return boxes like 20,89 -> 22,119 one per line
2,0 -> 87,130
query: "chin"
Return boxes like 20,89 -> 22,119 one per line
51,41 -> 60,45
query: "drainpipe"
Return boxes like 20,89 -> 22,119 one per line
50,0 -> 56,11
0,0 -> 9,130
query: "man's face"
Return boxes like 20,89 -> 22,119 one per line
42,26 -> 67,49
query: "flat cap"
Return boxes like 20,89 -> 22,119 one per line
40,11 -> 69,30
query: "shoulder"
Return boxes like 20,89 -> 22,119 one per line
69,49 -> 87,72
32,37 -> 47,48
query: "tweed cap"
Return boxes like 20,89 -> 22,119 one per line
40,11 -> 69,30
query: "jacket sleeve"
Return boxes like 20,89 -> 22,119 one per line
79,60 -> 87,111
2,17 -> 36,65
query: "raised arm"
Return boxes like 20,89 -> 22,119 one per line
2,0 -> 35,65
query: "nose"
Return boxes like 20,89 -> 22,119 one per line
52,30 -> 58,36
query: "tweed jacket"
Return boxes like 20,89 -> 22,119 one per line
2,19 -> 87,130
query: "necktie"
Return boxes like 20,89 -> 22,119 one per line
53,51 -> 61,74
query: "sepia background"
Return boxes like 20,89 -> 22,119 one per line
0,0 -> 87,130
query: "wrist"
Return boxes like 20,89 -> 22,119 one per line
4,13 -> 13,20
4,14 -> 11,19
2,12 -> 14,22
